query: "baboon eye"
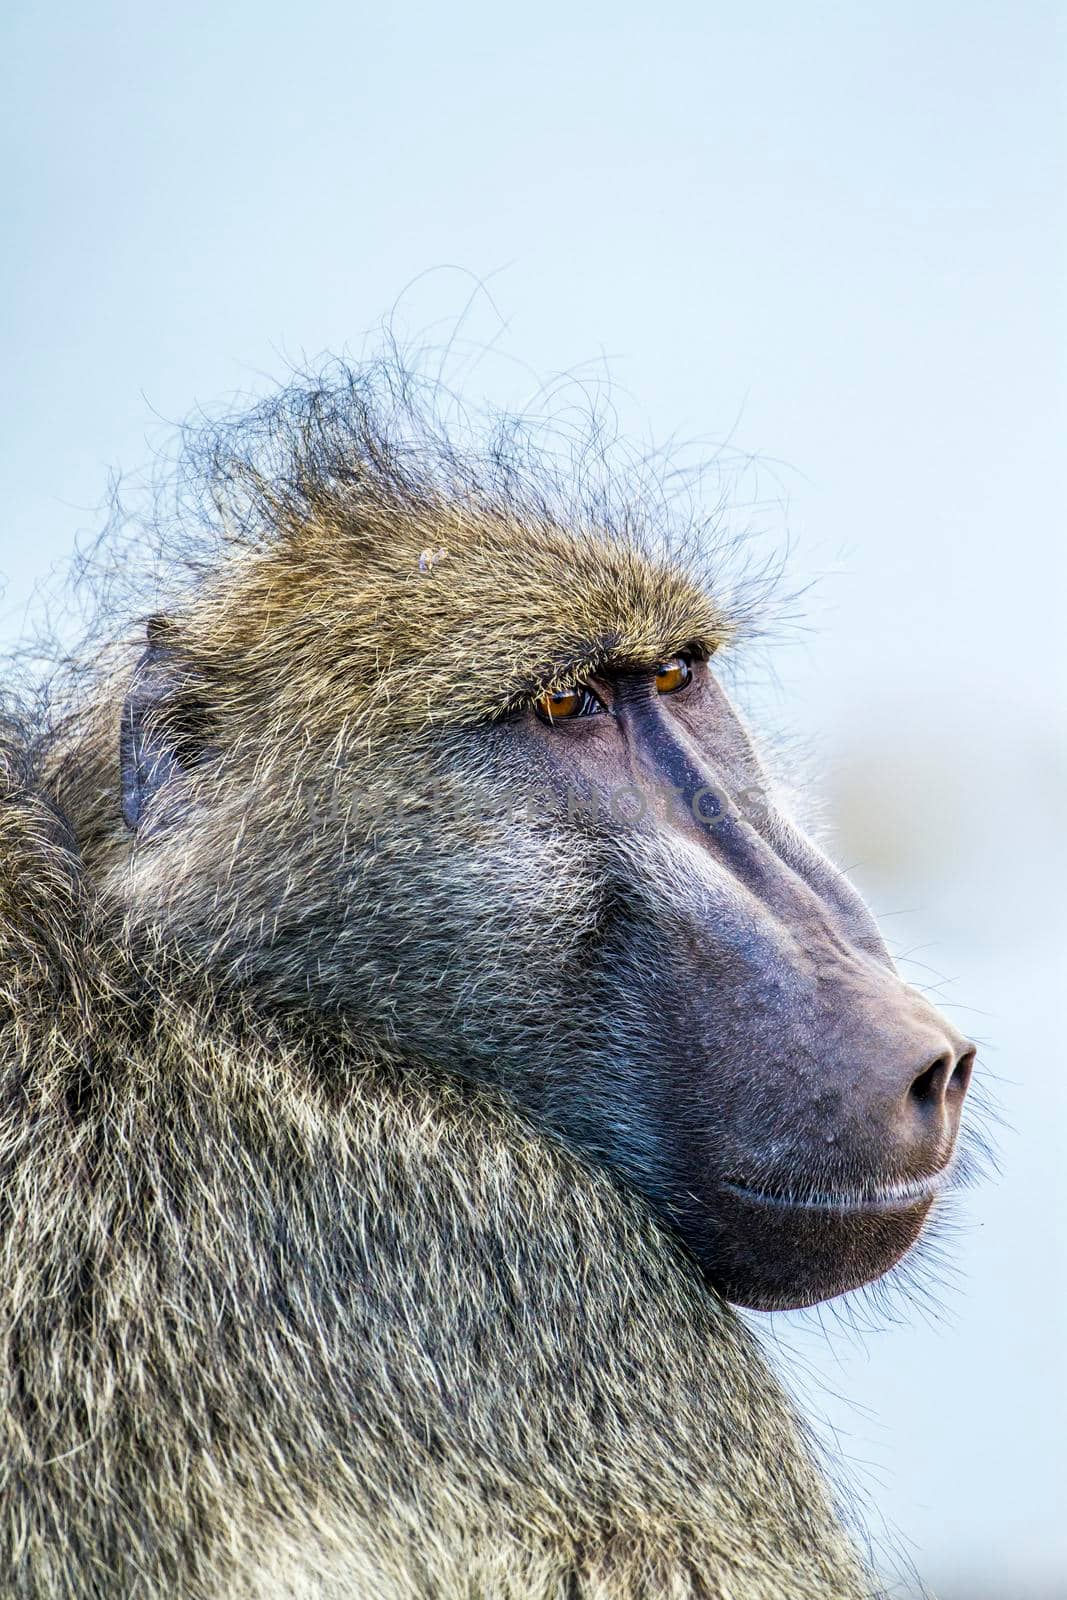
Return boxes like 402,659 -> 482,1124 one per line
655,655 -> 692,695
534,684 -> 602,724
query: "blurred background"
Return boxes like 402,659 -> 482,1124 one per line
3,3 -> 1064,1594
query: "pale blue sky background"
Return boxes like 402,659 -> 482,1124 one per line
3,4 -> 1065,1595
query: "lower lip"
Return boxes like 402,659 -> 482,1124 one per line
722,1175 -> 944,1216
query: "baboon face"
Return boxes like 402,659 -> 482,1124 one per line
118,526 -> 974,1312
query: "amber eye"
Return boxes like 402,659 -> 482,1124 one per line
655,655 -> 692,695
534,684 -> 598,723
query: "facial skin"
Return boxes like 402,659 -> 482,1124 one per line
500,651 -> 975,1308
116,621 -> 974,1313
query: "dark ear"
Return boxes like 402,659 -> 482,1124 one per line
120,616 -> 201,832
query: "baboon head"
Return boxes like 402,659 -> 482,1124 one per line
103,374 -> 974,1311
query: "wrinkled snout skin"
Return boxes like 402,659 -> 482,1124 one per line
519,663 -> 974,1310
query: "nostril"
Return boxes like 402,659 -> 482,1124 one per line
909,1055 -> 952,1108
948,1047 -> 976,1099
908,1047 -> 975,1110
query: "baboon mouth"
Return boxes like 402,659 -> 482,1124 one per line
721,1168 -> 951,1216
701,1171 -> 950,1309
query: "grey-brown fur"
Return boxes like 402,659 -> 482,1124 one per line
0,364 -> 907,1598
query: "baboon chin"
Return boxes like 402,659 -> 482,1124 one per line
0,361 -> 977,1598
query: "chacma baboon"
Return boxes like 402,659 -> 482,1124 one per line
1,364 -> 976,1599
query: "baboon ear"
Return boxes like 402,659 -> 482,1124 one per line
120,616 -> 200,831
